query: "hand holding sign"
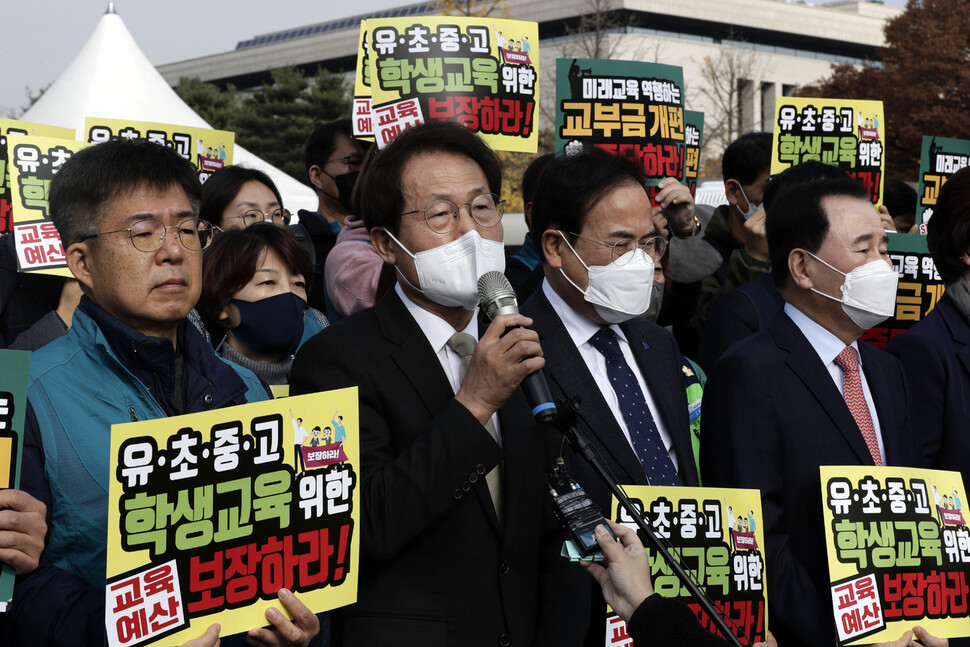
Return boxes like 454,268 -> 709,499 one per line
0,488 -> 47,574
246,588 -> 320,647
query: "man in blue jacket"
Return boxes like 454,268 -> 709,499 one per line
6,140 -> 317,647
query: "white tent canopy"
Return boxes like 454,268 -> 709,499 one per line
22,3 -> 317,213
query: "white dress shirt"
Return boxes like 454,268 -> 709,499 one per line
784,302 -> 886,464
541,279 -> 679,473
396,284 -> 501,443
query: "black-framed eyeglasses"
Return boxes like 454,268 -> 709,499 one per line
560,229 -> 668,265
81,218 -> 217,252
401,193 -> 505,234
235,209 -> 291,227
325,154 -> 363,170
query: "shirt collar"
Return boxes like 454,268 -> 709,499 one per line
541,278 -> 628,348
784,302 -> 863,368
395,283 -> 479,353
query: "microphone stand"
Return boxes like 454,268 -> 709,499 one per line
549,399 -> 745,647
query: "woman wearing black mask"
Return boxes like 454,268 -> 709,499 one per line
197,225 -> 327,385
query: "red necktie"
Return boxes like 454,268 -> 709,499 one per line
834,346 -> 882,466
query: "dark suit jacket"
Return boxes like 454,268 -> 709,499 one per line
522,287 -> 699,646
522,287 -> 700,507
290,289 -> 585,647
700,311 -> 921,647
887,292 -> 970,479
697,273 -> 784,373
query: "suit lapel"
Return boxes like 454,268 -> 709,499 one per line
496,390 -> 534,541
375,291 -> 455,420
376,292 -> 505,532
858,343 -> 902,464
773,313 -> 876,465
525,290 -> 647,485
623,319 -> 697,486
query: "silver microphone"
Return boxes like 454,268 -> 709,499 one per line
478,271 -> 519,319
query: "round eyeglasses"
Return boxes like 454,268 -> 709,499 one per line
560,230 -> 668,265
236,209 -> 291,227
401,193 -> 505,234
81,218 -> 217,252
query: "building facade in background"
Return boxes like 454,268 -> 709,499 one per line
156,0 -> 898,166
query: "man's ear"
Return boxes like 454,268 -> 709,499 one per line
523,201 -> 534,229
370,227 -> 397,265
540,229 -> 564,269
789,248 -> 813,291
66,242 -> 94,294
724,178 -> 743,208
308,165 -> 326,192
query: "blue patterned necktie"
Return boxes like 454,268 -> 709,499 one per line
588,328 -> 680,486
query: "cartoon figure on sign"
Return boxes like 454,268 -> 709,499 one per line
954,489 -> 962,510
747,507 -> 757,533
310,426 -> 322,447
323,426 -> 333,445
332,411 -> 346,445
494,28 -> 506,62
726,503 -> 737,551
858,114 -> 880,140
290,408 -> 309,474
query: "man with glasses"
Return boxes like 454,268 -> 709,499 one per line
700,178 -> 919,647
10,140 -> 319,646
520,148 -> 701,644
294,119 -> 369,313
291,121 -> 585,646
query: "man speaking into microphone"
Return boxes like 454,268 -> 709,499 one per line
291,121 -> 586,647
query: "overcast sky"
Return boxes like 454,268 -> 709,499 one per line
1,0 -> 908,114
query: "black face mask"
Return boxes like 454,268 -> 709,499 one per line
323,170 -> 360,212
229,292 -> 307,357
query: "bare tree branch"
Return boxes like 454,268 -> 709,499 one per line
691,32 -> 771,162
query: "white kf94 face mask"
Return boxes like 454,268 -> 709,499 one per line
806,250 -> 899,330
384,229 -> 506,310
558,232 -> 656,324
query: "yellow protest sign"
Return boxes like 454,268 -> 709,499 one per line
106,389 -> 360,646
0,118 -> 74,235
820,466 -> 970,644
771,97 -> 885,205
6,134 -> 89,276
364,16 -> 539,152
351,19 -> 374,140
84,117 -> 234,184
608,485 -> 768,645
